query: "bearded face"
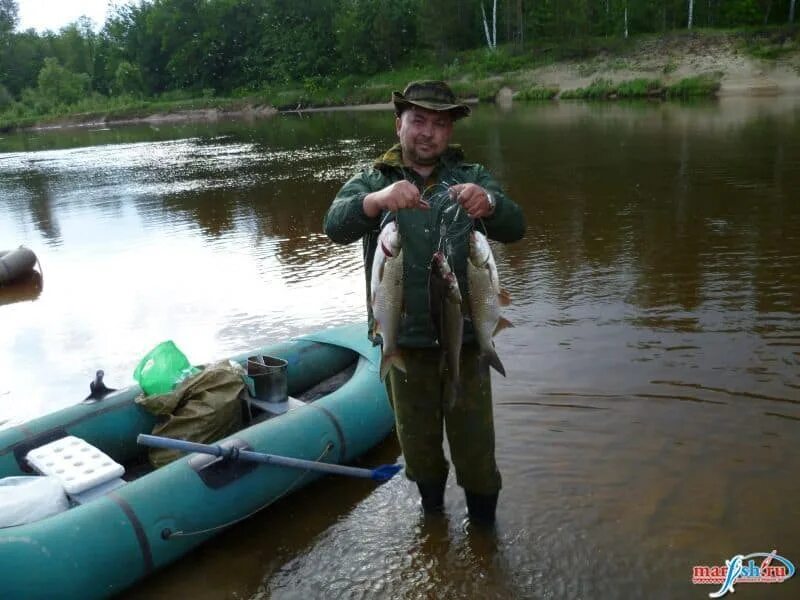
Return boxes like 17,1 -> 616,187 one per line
395,106 -> 454,169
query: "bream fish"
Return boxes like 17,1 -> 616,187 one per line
466,230 -> 512,376
430,250 -> 463,407
370,221 -> 406,380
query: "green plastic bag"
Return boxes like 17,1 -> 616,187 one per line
133,340 -> 197,396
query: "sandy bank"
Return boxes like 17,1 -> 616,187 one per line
522,34 -> 800,98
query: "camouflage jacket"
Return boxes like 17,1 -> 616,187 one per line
323,144 -> 525,348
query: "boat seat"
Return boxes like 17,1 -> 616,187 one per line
247,395 -> 305,415
25,435 -> 126,504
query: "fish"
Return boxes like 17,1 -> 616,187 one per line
466,230 -> 512,376
370,221 -> 406,380
430,250 -> 463,407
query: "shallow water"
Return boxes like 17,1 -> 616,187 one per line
1,97 -> 799,598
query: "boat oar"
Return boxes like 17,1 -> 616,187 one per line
137,434 -> 402,482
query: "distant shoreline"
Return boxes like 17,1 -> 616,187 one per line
6,31 -> 799,133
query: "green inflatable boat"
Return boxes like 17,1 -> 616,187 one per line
0,324 -> 395,599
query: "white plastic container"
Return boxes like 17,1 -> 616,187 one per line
25,435 -> 125,495
0,476 -> 69,528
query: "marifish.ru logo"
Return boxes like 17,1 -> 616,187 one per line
692,549 -> 795,598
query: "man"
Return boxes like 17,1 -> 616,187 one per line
324,81 -> 525,523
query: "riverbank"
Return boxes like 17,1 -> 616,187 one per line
524,30 -> 800,98
3,29 -> 799,132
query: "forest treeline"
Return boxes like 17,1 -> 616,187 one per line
0,0 -> 797,122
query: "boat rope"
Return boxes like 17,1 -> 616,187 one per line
163,442 -> 334,540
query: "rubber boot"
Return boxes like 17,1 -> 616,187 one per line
416,480 -> 446,513
465,490 -> 498,525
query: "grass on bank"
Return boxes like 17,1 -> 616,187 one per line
665,74 -> 723,98
515,86 -> 559,100
739,26 -> 799,59
556,74 -> 721,100
0,71 -> 725,131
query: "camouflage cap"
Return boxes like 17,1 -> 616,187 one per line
392,80 -> 471,120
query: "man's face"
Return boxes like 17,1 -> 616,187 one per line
395,106 -> 454,168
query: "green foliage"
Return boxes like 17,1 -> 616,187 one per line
743,30 -> 798,59
662,61 -> 678,74
515,86 -> 559,101
36,57 -> 91,106
0,111 -> 37,133
312,82 -> 392,106
114,61 -> 143,96
53,19 -> 96,77
0,83 -> 11,109
0,0 -> 18,35
334,0 -> 418,74
666,75 -> 721,98
560,78 -> 616,100
260,78 -> 396,110
562,78 -> 664,99
417,0 -> 481,58
616,78 -> 663,97
303,76 -> 327,98
366,66 -> 446,89
547,36 -> 633,61
747,44 -> 791,59
20,87 -> 54,115
254,0 -> 340,86
720,0 -> 763,27
157,89 -> 196,102
449,47 -> 530,78
449,79 -> 510,102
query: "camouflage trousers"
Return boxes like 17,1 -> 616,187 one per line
386,345 -> 502,495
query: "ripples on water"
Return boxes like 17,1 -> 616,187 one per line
0,126 -> 375,423
2,100 -> 800,598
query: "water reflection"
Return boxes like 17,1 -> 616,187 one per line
255,479 -> 523,600
1,98 -> 799,598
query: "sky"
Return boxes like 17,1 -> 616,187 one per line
16,0 -> 115,33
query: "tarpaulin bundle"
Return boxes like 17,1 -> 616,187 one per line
136,361 -> 245,468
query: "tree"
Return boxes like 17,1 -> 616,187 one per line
625,1 -> 629,37
514,0 -> 524,44
720,0 -> 761,25
0,0 -> 19,96
1,30 -> 43,98
334,0 -> 418,74
482,1 -> 498,50
40,17 -> 97,84
36,57 -> 90,105
0,82 -> 11,109
114,60 -> 143,95
0,0 -> 18,35
255,0 -> 339,84
417,0 -> 481,58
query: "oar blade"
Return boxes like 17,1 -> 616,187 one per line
370,464 -> 403,482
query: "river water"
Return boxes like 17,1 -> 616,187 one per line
1,98 -> 799,598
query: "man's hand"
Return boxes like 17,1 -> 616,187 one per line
363,181 -> 430,217
449,183 -> 495,219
